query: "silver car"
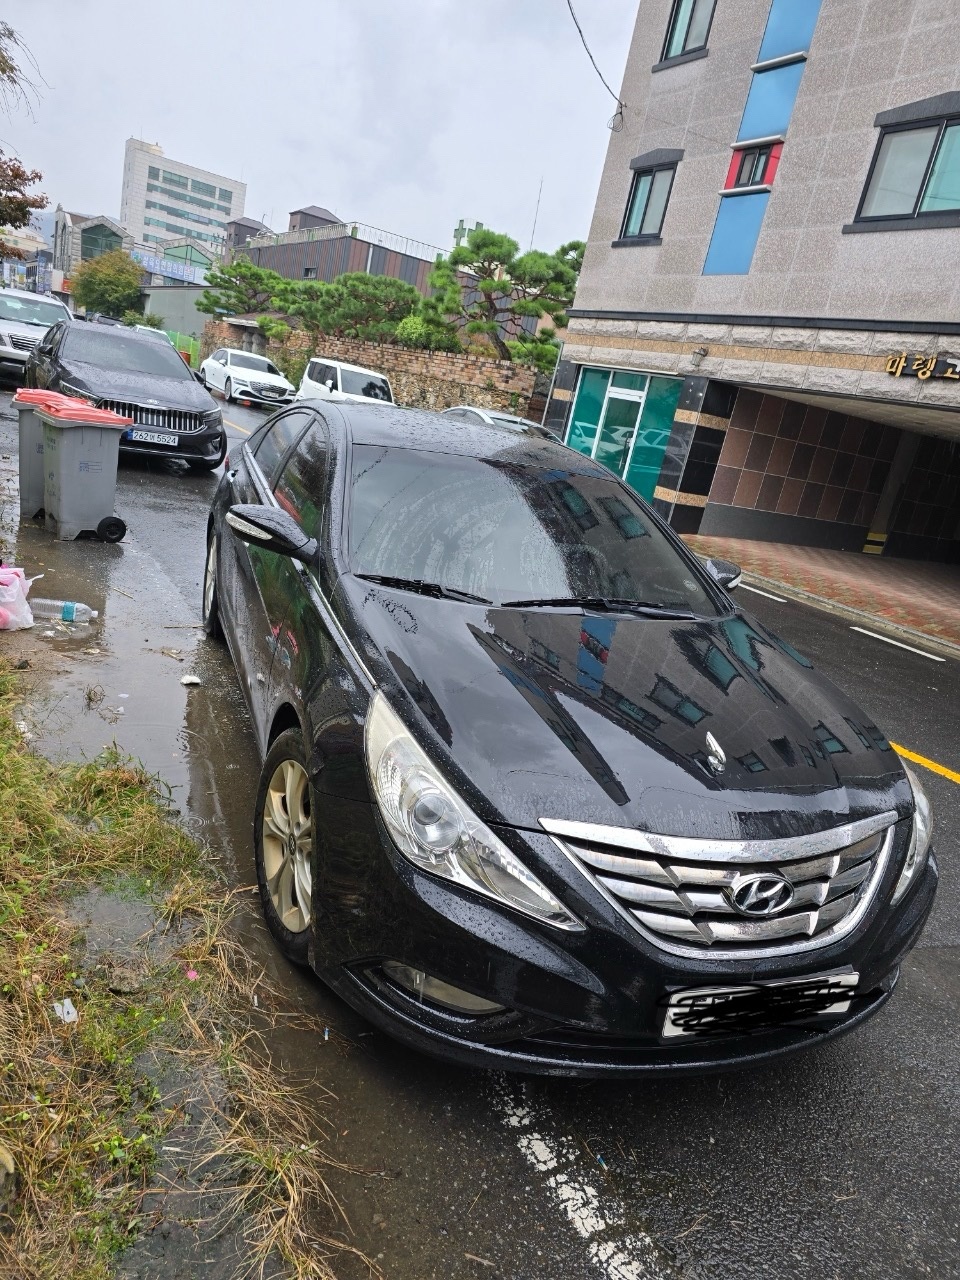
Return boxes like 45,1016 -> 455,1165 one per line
0,288 -> 72,378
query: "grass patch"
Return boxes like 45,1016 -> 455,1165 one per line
0,663 -> 375,1280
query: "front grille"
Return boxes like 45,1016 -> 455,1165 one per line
543,813 -> 897,959
97,399 -> 205,433
250,382 -> 284,397
9,334 -> 38,351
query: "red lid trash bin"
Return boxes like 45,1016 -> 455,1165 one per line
34,398 -> 133,542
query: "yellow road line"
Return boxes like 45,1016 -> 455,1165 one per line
223,418 -> 250,435
891,742 -> 960,785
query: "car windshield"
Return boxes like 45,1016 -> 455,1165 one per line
62,329 -> 194,379
341,369 -> 392,400
348,446 -> 721,615
231,353 -> 280,375
0,294 -> 69,327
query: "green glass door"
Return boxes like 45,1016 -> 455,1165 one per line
593,396 -> 641,476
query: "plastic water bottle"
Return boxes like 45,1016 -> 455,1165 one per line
30,598 -> 99,623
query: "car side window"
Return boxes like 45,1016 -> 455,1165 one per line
308,361 -> 337,389
250,409 -> 314,485
273,419 -> 329,540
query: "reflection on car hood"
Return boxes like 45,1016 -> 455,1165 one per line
338,580 -> 908,840
62,360 -> 217,412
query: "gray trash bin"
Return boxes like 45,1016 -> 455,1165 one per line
37,402 -> 133,542
15,403 -> 45,520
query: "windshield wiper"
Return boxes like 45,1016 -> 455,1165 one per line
354,574 -> 493,605
500,595 -> 698,619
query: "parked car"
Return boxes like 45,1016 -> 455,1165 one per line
25,322 -> 226,470
296,356 -> 393,405
129,324 -> 175,346
200,347 -> 294,406
442,404 -> 560,439
0,288 -> 72,380
203,401 -> 936,1077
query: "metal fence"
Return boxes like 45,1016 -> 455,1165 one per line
166,332 -> 201,367
246,221 -> 443,264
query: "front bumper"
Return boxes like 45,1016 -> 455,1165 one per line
311,796 -> 938,1077
0,347 -> 29,376
230,386 -> 293,406
119,425 -> 226,465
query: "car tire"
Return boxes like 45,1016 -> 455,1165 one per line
200,369 -> 209,389
201,531 -> 224,640
254,728 -> 313,967
223,378 -> 233,404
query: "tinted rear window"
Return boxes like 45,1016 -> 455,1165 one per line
340,369 -> 392,401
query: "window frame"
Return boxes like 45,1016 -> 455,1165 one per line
659,0 -> 717,66
618,163 -> 677,245
854,114 -> 960,225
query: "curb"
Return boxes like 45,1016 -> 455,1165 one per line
742,570 -> 960,661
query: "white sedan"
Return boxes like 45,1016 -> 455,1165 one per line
200,347 -> 294,406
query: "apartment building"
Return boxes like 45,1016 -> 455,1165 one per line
120,138 -> 246,256
546,0 -> 960,562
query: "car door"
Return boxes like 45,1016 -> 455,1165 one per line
219,407 -> 316,745
209,349 -> 228,391
264,416 -> 335,721
29,322 -> 65,388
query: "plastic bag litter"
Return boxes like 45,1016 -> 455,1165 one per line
0,568 -> 33,630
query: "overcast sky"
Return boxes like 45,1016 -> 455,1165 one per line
5,0 -> 637,255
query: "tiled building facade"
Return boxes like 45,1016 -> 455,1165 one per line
546,0 -> 960,562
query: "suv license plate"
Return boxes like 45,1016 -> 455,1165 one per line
661,971 -> 859,1039
131,430 -> 178,446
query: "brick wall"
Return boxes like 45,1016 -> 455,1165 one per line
202,319 -> 539,417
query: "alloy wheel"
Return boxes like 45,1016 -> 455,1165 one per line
260,758 -> 313,934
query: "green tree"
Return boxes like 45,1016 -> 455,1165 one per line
71,250 -> 144,317
0,24 -> 46,263
195,259 -> 287,317
123,309 -> 164,328
395,312 -> 461,353
278,272 -> 421,343
429,229 -> 584,361
507,327 -> 563,376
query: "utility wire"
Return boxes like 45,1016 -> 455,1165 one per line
564,0 -> 626,130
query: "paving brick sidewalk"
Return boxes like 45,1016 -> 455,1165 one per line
684,534 -> 960,649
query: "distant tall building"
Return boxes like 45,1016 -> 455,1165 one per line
119,138 -> 246,256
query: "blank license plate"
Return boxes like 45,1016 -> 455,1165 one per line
661,971 -> 859,1039
131,429 -> 178,446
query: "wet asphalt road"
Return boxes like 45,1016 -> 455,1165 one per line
2,390 -> 958,1280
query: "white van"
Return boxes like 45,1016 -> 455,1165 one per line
296,357 -> 394,405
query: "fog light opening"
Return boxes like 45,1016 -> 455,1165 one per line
381,961 -> 506,1015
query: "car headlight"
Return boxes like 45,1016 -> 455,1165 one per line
60,381 -> 96,404
365,692 -> 583,931
892,765 -> 933,904
203,408 -> 223,429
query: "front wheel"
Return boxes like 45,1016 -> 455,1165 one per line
254,728 -> 313,966
223,377 -> 233,404
201,531 -> 223,640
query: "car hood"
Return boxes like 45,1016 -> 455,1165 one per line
62,360 -> 217,411
231,368 -> 291,389
338,581 -> 909,840
0,318 -> 59,339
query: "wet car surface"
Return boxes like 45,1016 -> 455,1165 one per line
204,401 -> 935,1076
2,391 -> 957,1280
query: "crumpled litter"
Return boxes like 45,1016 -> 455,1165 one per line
0,567 -> 33,630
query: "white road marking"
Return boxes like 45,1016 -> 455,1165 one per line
490,1078 -> 665,1279
849,626 -> 945,662
738,583 -> 787,602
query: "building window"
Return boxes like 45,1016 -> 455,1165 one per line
737,61 -> 805,142
725,142 -> 782,189
302,266 -> 317,278
621,165 -> 675,240
703,191 -> 770,274
218,187 -> 233,203
757,0 -> 823,63
147,165 -> 160,181
191,178 -> 217,198
662,0 -> 715,60
161,169 -> 188,190
858,118 -> 960,220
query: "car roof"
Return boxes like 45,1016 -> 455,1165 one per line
223,347 -> 272,356
62,323 -> 163,345
309,356 -> 390,378
333,401 -> 606,472
0,287 -> 67,303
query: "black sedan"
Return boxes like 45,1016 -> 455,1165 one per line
26,322 -> 226,471
203,401 -> 936,1076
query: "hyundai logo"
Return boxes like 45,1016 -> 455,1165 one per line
728,872 -> 795,917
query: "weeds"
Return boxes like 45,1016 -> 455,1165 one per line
0,663 -> 375,1280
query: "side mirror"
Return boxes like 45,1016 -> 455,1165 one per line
193,370 -> 205,383
705,558 -> 742,590
324,378 -> 334,391
226,504 -> 318,563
